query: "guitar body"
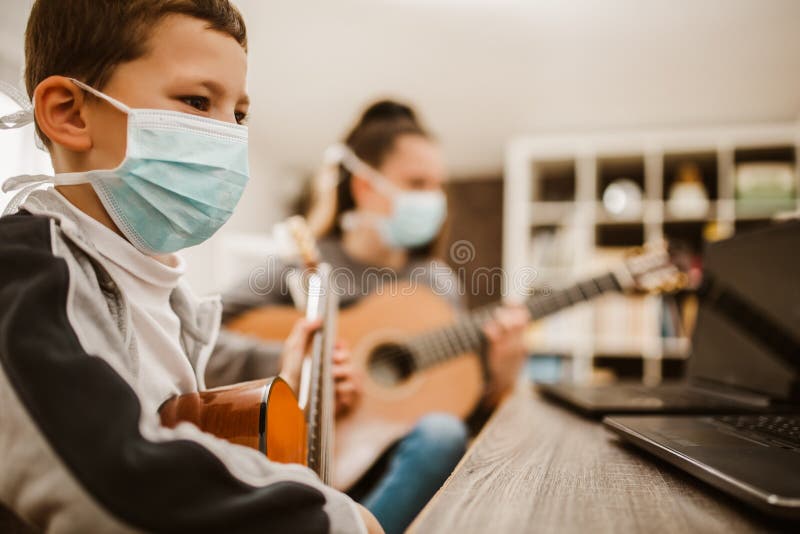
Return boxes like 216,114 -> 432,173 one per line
228,282 -> 484,491
159,377 -> 307,465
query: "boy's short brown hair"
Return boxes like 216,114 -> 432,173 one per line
25,0 -> 247,143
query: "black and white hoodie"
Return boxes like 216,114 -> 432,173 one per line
0,189 -> 365,533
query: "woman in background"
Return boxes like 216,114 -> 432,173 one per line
212,101 -> 529,533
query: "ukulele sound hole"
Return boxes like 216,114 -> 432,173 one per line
367,343 -> 415,386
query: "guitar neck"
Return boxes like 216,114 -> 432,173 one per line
303,267 -> 336,485
408,272 -> 622,370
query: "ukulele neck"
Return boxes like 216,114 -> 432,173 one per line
407,272 -> 622,371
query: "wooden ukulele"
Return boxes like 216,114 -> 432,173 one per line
160,218 -> 338,483
227,243 -> 685,491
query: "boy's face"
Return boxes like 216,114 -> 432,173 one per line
82,14 -> 249,172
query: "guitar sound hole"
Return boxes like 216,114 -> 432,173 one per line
367,343 -> 415,386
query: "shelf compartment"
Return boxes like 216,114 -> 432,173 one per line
733,149 -> 796,220
595,223 -> 644,247
734,145 -> 796,165
663,151 -> 719,200
596,156 -> 646,201
663,220 -> 708,254
532,160 -> 576,202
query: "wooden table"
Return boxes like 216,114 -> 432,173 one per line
410,385 -> 791,533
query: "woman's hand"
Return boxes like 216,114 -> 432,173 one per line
279,317 -> 321,393
332,343 -> 363,418
279,320 -> 362,416
482,303 -> 530,406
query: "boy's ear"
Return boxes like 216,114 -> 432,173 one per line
33,76 -> 92,152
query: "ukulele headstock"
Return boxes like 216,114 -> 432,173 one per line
620,242 -> 688,295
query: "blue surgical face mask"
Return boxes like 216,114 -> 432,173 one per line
327,143 -> 447,249
379,190 -> 447,249
1,78 -> 249,255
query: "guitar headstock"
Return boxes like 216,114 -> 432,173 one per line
273,216 -> 321,269
619,242 -> 688,295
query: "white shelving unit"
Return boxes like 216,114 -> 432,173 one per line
504,122 -> 800,385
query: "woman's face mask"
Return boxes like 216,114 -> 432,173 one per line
329,144 -> 447,249
377,187 -> 447,249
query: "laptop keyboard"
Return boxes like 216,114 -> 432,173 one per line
714,415 -> 800,448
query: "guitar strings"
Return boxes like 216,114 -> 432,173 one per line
361,273 -> 621,372
369,281 -> 599,370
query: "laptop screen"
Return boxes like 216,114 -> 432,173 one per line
689,220 -> 800,401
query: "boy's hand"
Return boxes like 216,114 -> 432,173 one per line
332,342 -> 362,418
482,303 -> 530,406
279,318 -> 322,393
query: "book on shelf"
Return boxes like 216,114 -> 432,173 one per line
525,307 -> 585,355
528,223 -> 579,273
590,248 -> 658,355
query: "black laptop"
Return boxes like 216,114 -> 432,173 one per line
538,219 -> 800,417
603,220 -> 800,520
604,413 -> 800,519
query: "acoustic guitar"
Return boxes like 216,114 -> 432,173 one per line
228,241 -> 686,491
160,219 -> 338,483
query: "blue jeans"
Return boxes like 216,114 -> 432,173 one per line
361,413 -> 468,534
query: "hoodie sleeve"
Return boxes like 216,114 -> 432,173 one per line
220,256 -> 294,324
0,213 -> 365,534
206,328 -> 284,388
206,256 -> 294,387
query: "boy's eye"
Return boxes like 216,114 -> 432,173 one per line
235,111 -> 248,125
180,96 -> 210,112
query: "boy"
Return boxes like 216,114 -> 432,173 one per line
0,1 -> 381,532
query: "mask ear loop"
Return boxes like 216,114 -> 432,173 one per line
0,81 -> 51,152
68,78 -> 132,115
0,79 -> 33,113
0,82 -> 49,213
0,80 -> 36,130
327,143 -> 397,197
318,144 -> 402,239
0,79 -> 119,213
0,79 -> 129,151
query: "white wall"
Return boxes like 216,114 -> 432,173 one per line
2,0 -> 799,294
